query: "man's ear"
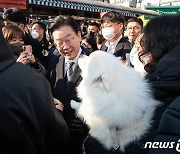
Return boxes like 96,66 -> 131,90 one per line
119,23 -> 124,30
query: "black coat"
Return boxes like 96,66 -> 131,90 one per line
146,43 -> 180,154
149,96 -> 180,154
0,27 -> 69,154
101,37 -> 131,61
48,46 -> 90,154
125,43 -> 180,154
48,46 -> 90,122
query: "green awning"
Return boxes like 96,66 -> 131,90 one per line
146,6 -> 180,15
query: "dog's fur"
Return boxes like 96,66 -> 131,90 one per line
75,51 -> 160,152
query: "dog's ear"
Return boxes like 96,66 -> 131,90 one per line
92,74 -> 111,92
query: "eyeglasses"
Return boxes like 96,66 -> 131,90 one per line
127,26 -> 141,31
56,34 -> 76,48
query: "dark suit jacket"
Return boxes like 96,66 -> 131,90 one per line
101,37 -> 131,61
48,46 -> 90,123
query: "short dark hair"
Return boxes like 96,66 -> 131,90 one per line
127,17 -> 143,28
88,22 -> 100,29
32,21 -> 46,31
96,34 -> 106,45
3,8 -> 26,25
101,11 -> 125,25
82,34 -> 98,52
140,14 -> 180,72
49,16 -> 79,36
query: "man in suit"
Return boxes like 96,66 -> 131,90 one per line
101,11 -> 131,62
126,18 -> 143,67
48,16 -> 90,154
126,17 -> 143,48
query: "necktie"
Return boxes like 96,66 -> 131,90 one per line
65,61 -> 74,85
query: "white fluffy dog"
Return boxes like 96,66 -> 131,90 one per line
73,51 -> 160,152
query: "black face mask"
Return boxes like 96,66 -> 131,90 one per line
89,31 -> 95,37
9,42 -> 24,56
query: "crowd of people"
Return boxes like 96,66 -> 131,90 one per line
0,7 -> 180,154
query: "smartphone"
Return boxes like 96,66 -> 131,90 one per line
81,43 -> 88,49
23,45 -> 32,59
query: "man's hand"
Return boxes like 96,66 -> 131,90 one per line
54,98 -> 64,111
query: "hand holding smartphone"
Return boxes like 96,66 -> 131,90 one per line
23,45 -> 32,59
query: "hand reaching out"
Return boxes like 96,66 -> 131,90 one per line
54,98 -> 64,111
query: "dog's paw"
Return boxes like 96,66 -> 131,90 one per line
70,100 -> 80,110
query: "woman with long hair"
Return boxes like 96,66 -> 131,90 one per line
133,14 -> 180,154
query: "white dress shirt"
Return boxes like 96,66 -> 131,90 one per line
64,48 -> 82,75
105,35 -> 122,54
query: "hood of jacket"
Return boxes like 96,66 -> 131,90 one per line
146,43 -> 180,101
0,23 -> 15,73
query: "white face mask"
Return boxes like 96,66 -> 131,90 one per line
130,48 -> 147,76
102,27 -> 116,40
31,31 -> 39,39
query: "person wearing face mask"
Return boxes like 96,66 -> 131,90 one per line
31,21 -> 50,57
100,11 -> 131,62
2,25 -> 46,76
0,22 -> 69,154
124,14 -> 180,154
3,8 -> 46,68
87,21 -> 100,37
